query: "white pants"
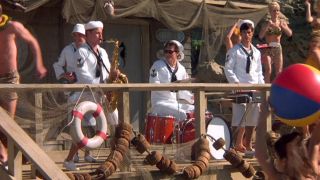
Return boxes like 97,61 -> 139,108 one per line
152,101 -> 194,121
231,103 -> 260,127
106,108 -> 119,125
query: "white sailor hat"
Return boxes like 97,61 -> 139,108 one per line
239,19 -> 255,29
165,40 -> 185,61
85,21 -> 104,30
72,24 -> 85,35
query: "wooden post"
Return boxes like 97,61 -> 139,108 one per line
33,92 -> 43,178
118,90 -> 131,171
34,92 -> 43,147
7,138 -> 22,180
195,90 -> 206,137
265,91 -> 272,132
118,90 -> 130,124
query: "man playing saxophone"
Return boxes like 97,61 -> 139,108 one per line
63,20 -> 119,171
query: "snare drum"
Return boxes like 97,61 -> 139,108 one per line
206,116 -> 231,160
176,118 -> 195,143
177,111 -> 214,143
145,114 -> 175,144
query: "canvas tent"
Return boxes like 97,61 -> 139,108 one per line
62,0 -> 268,61
3,0 -> 268,61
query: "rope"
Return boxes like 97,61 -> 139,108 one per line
57,85 -> 93,140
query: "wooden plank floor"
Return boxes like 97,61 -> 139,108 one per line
20,145 -> 260,180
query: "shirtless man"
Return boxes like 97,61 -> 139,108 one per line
0,4 -> 47,165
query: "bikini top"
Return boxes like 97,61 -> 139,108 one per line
266,27 -> 282,36
263,15 -> 288,36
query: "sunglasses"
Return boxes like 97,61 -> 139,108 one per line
164,50 -> 177,54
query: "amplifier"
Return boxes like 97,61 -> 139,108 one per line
227,91 -> 262,104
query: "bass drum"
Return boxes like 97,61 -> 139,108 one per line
144,113 -> 175,144
206,116 -> 232,160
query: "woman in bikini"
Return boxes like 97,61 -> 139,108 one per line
306,31 -> 320,70
259,2 -> 292,83
305,0 -> 320,32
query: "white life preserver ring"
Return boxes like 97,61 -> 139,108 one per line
71,101 -> 108,149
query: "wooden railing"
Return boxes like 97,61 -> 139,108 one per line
0,108 -> 69,179
0,83 -> 271,179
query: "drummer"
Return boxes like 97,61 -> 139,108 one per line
149,40 -> 194,121
224,20 -> 264,153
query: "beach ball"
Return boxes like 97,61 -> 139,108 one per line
270,64 -> 320,127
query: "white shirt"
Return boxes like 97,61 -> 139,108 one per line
149,59 -> 191,105
74,43 -> 111,84
224,43 -> 264,84
53,43 -> 78,79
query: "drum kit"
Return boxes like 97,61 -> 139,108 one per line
144,111 -> 231,160
144,91 -> 262,160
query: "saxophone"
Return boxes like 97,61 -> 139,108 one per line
107,40 -> 128,112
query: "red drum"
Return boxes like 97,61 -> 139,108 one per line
176,118 -> 195,143
206,116 -> 231,160
177,111 -> 214,143
145,114 -> 175,144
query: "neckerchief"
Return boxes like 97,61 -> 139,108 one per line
87,43 -> 109,82
239,44 -> 253,74
163,59 -> 178,82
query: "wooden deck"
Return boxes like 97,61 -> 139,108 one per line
0,83 -> 270,179
19,147 -> 260,180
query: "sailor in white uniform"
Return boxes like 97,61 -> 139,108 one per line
53,24 -> 86,84
149,40 -> 194,121
224,20 -> 264,153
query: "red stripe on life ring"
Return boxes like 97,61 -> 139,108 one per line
77,137 -> 88,148
92,104 -> 102,118
96,131 -> 108,140
73,110 -> 84,120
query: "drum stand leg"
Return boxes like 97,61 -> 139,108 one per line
174,122 -> 184,161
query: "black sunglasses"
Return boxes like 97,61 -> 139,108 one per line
164,50 -> 177,54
